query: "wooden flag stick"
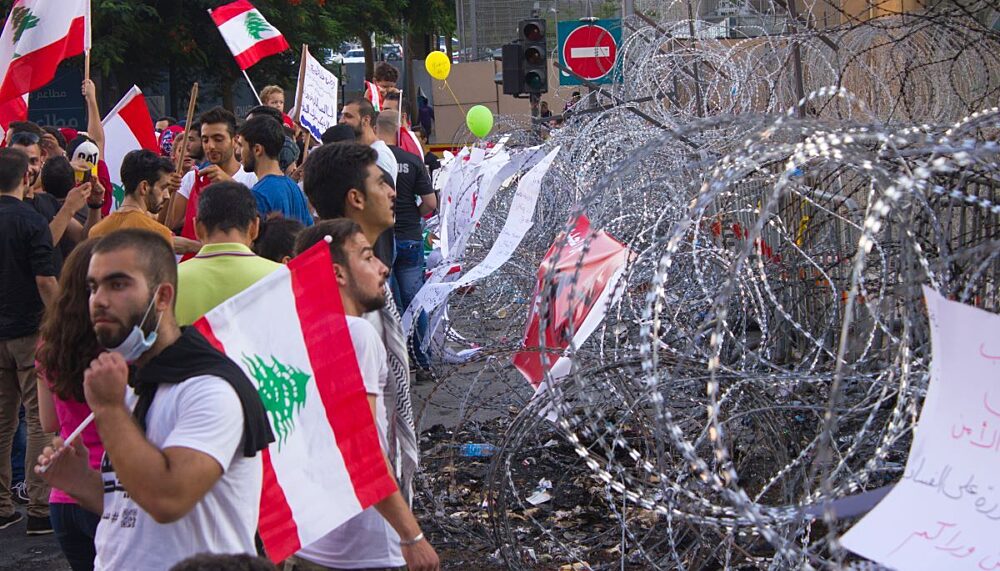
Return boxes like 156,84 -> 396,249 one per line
175,83 -> 200,175
294,44 -> 309,126
84,50 -> 90,83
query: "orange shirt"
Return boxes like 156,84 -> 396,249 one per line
88,210 -> 174,246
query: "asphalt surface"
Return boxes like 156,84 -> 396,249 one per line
0,506 -> 70,571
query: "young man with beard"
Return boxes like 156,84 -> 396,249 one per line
36,229 -> 273,570
299,145 -> 435,570
165,107 -> 258,237
89,150 -> 180,249
238,116 -> 313,226
286,219 -> 439,571
338,99 -> 397,185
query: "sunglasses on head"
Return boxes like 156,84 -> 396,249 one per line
9,132 -> 40,146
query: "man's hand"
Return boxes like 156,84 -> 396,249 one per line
64,182 -> 92,212
83,352 -> 130,414
35,436 -> 90,492
166,172 -> 182,194
401,538 -> 440,571
82,79 -> 97,101
199,165 -> 232,183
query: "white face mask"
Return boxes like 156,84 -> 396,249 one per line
108,287 -> 162,363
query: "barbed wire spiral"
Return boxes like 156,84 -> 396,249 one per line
414,1 -> 1000,568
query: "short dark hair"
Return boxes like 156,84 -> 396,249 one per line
120,149 -> 173,196
156,116 -> 177,126
196,181 -> 259,234
294,218 -> 362,266
303,143 -> 377,219
8,121 -> 44,137
239,116 -> 284,159
245,105 -> 283,123
42,126 -> 67,150
198,106 -> 237,137
0,148 -> 28,193
384,91 -> 401,104
41,156 -> 76,199
412,125 -> 427,139
374,62 -> 399,83
345,98 -> 377,125
254,216 -> 305,262
321,124 -> 356,145
188,119 -> 202,134
92,229 -> 177,298
168,553 -> 277,571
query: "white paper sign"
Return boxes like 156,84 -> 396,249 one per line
402,146 -> 561,334
841,287 -> 1000,570
297,50 -> 339,141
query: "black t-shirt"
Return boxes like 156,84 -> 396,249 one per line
424,151 -> 441,179
0,195 -> 57,340
389,146 -> 434,242
24,192 -> 67,272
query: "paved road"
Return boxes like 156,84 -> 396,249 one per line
0,506 -> 69,571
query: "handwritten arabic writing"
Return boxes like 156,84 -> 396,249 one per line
299,51 -> 338,140
904,458 -> 1000,522
890,521 -> 1000,569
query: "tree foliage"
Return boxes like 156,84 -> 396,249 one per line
0,0 -> 455,112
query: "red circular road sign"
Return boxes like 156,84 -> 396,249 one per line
562,25 -> 618,80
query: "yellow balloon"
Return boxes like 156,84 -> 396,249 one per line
425,51 -> 451,81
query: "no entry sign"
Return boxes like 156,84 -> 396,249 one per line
557,19 -> 622,86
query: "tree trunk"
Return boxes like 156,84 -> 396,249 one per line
405,33 -> 426,122
361,33 -> 375,82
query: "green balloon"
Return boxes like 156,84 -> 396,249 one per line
466,105 -> 494,138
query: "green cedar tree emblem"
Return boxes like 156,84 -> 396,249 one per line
10,6 -> 39,56
243,354 -> 311,450
112,183 -> 126,210
244,11 -> 272,41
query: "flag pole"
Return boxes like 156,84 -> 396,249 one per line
175,83 -> 200,174
243,69 -> 263,105
294,44 -> 309,126
84,50 -> 90,83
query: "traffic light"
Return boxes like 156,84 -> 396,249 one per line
519,18 -> 548,94
499,43 -> 524,96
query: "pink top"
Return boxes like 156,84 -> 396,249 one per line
45,375 -> 104,504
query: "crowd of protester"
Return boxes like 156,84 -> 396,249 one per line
1,62 -> 441,571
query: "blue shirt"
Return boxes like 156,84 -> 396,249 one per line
251,174 -> 314,226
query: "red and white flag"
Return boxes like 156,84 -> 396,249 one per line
193,241 -> 397,563
210,0 -> 289,70
101,86 -> 158,212
0,0 -> 90,129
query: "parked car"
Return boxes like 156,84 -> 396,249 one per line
342,48 -> 366,64
382,44 -> 403,61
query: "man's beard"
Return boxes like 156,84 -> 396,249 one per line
94,304 -> 148,348
243,152 -> 256,173
351,122 -> 364,138
355,285 -> 386,314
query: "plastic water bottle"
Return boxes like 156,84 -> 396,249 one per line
459,443 -> 498,458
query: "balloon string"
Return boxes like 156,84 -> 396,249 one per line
442,80 -> 466,116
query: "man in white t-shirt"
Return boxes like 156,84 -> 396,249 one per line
36,229 -> 274,571
285,219 -> 439,571
164,107 -> 258,234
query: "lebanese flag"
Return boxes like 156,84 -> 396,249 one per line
193,241 -> 397,563
210,0 -> 289,70
399,126 -> 423,158
101,86 -> 158,212
0,94 -> 28,133
0,0 -> 90,104
365,81 -> 382,112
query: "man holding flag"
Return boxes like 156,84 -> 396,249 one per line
287,219 -> 439,571
36,229 -> 274,570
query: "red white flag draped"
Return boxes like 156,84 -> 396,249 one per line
210,0 -> 289,70
193,242 -> 397,563
0,0 -> 90,129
